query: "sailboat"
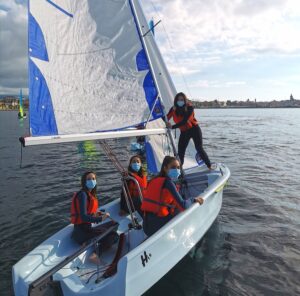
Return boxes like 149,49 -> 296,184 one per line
12,1 -> 230,296
17,89 -> 27,119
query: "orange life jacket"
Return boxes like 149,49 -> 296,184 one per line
70,191 -> 99,224
141,177 -> 182,217
167,104 -> 198,132
128,172 -> 147,199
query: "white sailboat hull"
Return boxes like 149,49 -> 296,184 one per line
125,185 -> 224,296
12,164 -> 230,296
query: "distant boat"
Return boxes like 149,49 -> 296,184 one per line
13,1 -> 230,295
17,89 -> 26,119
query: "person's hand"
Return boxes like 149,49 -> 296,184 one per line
101,212 -> 110,221
194,197 -> 204,205
122,171 -> 129,177
166,122 -> 172,128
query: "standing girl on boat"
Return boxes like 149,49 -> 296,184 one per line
120,155 -> 147,216
141,156 -> 203,236
166,92 -> 212,168
71,171 -> 118,263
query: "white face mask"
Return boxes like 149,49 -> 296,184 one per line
167,168 -> 181,180
86,179 -> 96,189
177,101 -> 185,107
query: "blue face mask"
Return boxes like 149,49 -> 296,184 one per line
177,101 -> 185,107
167,168 -> 181,180
86,179 -> 97,190
131,163 -> 141,172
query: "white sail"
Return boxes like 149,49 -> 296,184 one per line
29,0 -> 164,136
131,0 -> 198,171
28,0 -> 198,168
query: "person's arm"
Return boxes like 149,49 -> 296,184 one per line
172,106 -> 194,129
166,107 -> 174,121
163,179 -> 194,210
77,191 -> 102,223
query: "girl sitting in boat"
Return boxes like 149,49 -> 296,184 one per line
141,156 -> 204,236
120,155 -> 147,216
71,171 -> 118,263
166,92 -> 212,169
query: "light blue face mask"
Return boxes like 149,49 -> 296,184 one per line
167,168 -> 181,180
86,179 -> 97,190
131,162 -> 141,172
177,101 -> 185,107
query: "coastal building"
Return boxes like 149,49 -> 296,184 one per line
0,96 -> 29,110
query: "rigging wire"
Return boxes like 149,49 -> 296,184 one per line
149,0 -> 193,98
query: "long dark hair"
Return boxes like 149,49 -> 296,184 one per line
173,92 -> 191,115
158,156 -> 178,177
128,155 -> 146,177
81,171 -> 97,196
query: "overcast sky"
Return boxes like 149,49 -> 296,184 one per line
1,0 -> 300,101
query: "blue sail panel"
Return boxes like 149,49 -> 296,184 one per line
28,13 -> 49,61
29,59 -> 58,136
135,44 -> 162,121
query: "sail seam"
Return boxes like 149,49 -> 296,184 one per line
46,0 -> 73,18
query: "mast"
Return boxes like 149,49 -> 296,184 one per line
129,0 -> 179,159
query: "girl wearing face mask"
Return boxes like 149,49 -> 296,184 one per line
71,171 -> 118,263
120,155 -> 147,216
166,92 -> 212,169
141,156 -> 203,236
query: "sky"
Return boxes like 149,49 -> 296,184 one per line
1,0 -> 300,101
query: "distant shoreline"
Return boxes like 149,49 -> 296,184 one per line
194,106 -> 300,109
0,109 -> 28,111
1,107 -> 300,112
1,96 -> 299,110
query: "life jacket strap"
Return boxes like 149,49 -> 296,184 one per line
143,198 -> 175,209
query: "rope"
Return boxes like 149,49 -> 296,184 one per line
98,140 -> 139,226
98,140 -> 126,175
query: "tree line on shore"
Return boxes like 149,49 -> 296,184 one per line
0,94 -> 299,111
191,94 -> 300,108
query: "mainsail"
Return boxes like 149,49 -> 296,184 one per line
27,0 -> 198,169
29,0 -> 164,136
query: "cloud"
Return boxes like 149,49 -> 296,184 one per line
140,0 -> 300,99
0,1 -> 27,94
188,79 -> 246,89
141,0 -> 300,72
1,0 -> 300,100
143,0 -> 300,53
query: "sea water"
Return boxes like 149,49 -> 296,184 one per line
0,109 -> 299,295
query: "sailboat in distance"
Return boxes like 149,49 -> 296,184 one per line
17,89 -> 26,119
13,1 -> 230,295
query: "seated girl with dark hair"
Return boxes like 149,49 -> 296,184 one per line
120,155 -> 147,216
71,171 -> 118,264
141,156 -> 204,236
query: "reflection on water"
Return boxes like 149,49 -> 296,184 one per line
0,109 -> 300,295
77,141 -> 100,166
